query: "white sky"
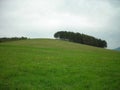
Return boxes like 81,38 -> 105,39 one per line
0,0 -> 120,49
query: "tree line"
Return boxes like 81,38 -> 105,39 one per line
54,31 -> 107,48
0,37 -> 28,42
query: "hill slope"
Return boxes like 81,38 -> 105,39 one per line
0,39 -> 120,90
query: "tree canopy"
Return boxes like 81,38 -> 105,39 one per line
54,31 -> 107,48
0,37 -> 27,42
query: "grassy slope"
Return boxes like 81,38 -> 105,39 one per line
0,39 -> 120,90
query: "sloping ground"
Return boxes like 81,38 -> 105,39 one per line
0,39 -> 120,90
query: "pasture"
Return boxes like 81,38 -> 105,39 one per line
0,39 -> 120,90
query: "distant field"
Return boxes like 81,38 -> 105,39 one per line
0,39 -> 120,90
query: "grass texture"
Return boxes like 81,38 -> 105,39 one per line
0,39 -> 120,90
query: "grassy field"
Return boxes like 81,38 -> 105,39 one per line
0,39 -> 120,90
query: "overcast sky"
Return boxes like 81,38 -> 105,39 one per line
0,0 -> 120,49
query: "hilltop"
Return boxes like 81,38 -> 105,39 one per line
0,39 -> 120,90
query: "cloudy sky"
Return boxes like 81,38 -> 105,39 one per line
0,0 -> 120,49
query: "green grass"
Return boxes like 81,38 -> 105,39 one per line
0,39 -> 120,90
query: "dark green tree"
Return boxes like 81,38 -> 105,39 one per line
54,31 -> 107,48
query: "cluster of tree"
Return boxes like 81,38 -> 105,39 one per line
0,37 -> 28,42
54,31 -> 107,48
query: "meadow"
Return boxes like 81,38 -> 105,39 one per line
0,39 -> 120,90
